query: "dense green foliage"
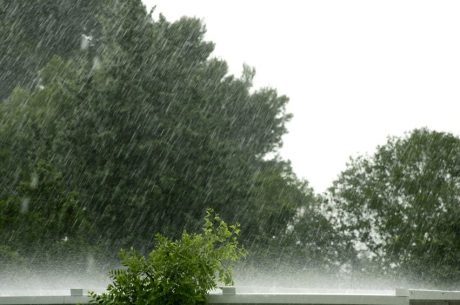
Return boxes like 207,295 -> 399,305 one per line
91,210 -> 246,305
0,0 -> 102,100
1,0 -> 459,286
0,160 -> 92,270
329,129 -> 460,284
0,0 -> 332,270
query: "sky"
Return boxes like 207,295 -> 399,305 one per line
143,0 -> 460,192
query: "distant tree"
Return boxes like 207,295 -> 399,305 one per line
329,129 -> 460,284
239,158 -> 351,271
282,198 -> 355,273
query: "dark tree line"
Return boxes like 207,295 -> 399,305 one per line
0,0 -> 459,286
0,0 -> 334,270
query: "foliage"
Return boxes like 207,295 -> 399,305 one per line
236,158 -> 351,271
282,198 -> 355,273
0,0 -> 296,256
329,128 -> 460,284
0,0 -> 349,277
0,0 -> 102,100
0,160 -> 93,269
0,245 -> 24,271
91,209 -> 246,305
3,0 -> 459,285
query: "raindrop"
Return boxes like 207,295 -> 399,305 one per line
20,197 -> 30,214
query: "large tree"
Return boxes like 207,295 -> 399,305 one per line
329,129 -> 460,285
0,0 -> 346,275
0,0 -> 302,258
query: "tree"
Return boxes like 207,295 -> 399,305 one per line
0,160 -> 93,270
282,199 -> 355,274
0,0 -> 354,276
0,0 -> 102,100
329,128 -> 460,285
0,0 -> 296,258
91,209 -> 246,305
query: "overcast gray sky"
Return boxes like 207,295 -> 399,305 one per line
143,0 -> 460,192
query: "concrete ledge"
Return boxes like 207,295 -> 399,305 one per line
408,290 -> 460,301
0,296 -> 91,305
0,293 -> 408,305
0,289 -> 459,305
207,293 -> 409,305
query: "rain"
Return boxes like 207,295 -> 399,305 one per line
0,0 -> 459,298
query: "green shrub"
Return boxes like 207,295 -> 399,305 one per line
91,209 -> 246,305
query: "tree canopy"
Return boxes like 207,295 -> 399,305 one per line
329,129 -> 460,285
0,0 -> 102,100
3,0 -> 458,286
0,0 -> 329,270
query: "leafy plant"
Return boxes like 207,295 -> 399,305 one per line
91,209 -> 246,305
